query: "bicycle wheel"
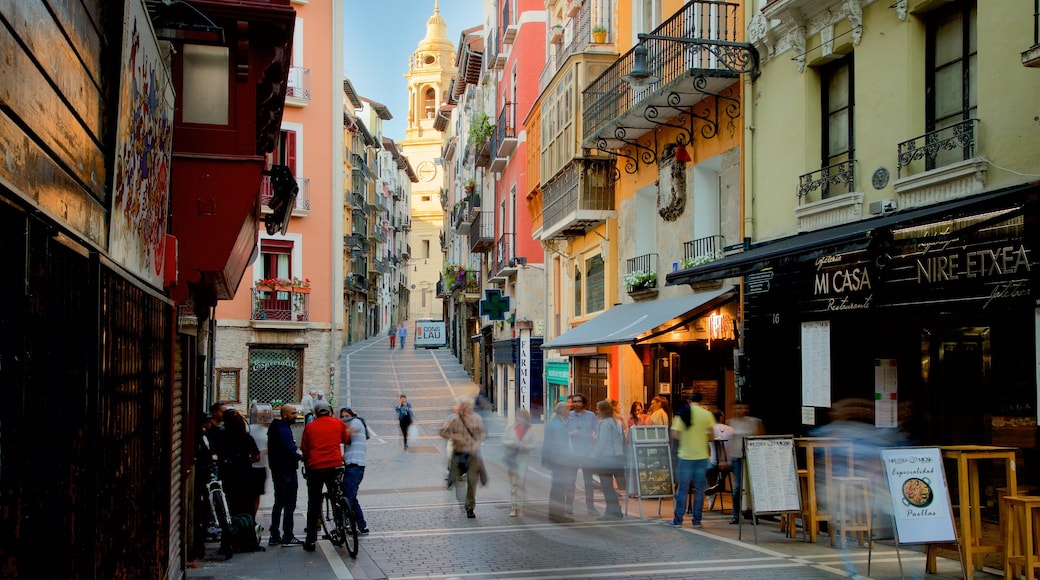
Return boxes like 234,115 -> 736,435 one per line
321,494 -> 345,546
337,497 -> 359,558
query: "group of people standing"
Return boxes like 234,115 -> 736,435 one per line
541,394 -> 628,523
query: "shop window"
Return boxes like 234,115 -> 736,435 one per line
927,1 -> 977,168
217,368 -> 241,403
573,356 -> 608,406
248,348 -> 304,405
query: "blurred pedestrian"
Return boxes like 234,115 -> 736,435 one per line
440,399 -> 486,518
566,393 -> 598,516
388,324 -> 396,349
668,393 -> 715,529
542,402 -> 576,523
301,389 -> 318,424
628,401 -> 648,428
626,401 -> 646,497
727,402 -> 765,524
300,400 -> 350,552
592,400 -> 626,519
395,394 -> 415,450
397,324 -> 407,349
502,408 -> 537,517
267,404 -> 303,546
340,406 -> 371,534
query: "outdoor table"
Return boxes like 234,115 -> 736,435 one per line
925,445 -> 1018,574
794,437 -> 854,544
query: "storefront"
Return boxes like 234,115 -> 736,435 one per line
668,183 -> 1040,485
542,287 -> 740,416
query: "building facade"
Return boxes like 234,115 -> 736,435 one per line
213,0 -> 346,408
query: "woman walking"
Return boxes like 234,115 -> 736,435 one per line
592,400 -> 625,519
395,394 -> 415,450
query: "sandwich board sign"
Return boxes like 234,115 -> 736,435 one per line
880,447 -> 956,544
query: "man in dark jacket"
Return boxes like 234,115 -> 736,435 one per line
267,404 -> 303,546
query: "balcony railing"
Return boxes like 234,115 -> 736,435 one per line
540,157 -> 616,239
369,226 -> 387,243
450,269 -> 480,294
490,103 -> 517,172
252,287 -> 310,321
351,192 -> 367,213
493,232 -> 516,277
798,160 -> 855,201
470,210 -> 495,253
436,277 -> 447,298
897,118 -> 979,179
582,1 -> 750,147
286,66 -> 311,103
345,274 -> 369,294
261,175 -> 311,212
403,243 -> 411,258
369,193 -> 388,215
682,235 -> 725,266
625,253 -> 659,294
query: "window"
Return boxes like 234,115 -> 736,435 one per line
258,239 -> 293,281
927,1 -> 977,166
634,0 -> 662,36
422,239 -> 430,259
572,253 -> 605,317
248,348 -> 303,404
820,57 -> 853,197
181,44 -> 229,125
424,87 -> 436,119
269,129 -> 298,173
573,356 -> 608,406
540,69 -> 574,181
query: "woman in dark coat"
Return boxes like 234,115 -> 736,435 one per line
218,410 -> 261,517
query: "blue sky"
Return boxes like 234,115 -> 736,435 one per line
344,0 -> 483,141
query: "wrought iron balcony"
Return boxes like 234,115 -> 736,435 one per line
682,235 -> 724,267
286,66 -> 311,104
581,1 -> 756,161
436,277 -> 447,298
475,136 -> 492,168
345,273 -> 369,294
261,175 -> 311,213
450,269 -> 481,295
1024,0 -> 1040,66
490,103 -> 517,173
368,192 -> 388,215
798,160 -> 855,201
252,287 -> 310,322
470,210 -> 495,253
403,243 -> 411,258
491,233 -> 517,281
351,192 -> 367,214
369,225 -> 387,243
625,253 -> 659,294
897,118 -> 979,179
540,157 -> 616,240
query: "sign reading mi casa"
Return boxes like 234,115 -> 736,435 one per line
760,209 -> 1038,315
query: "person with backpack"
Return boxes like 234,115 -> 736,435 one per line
395,394 -> 415,450
300,400 -> 350,552
340,406 -> 370,534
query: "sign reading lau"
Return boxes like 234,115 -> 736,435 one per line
880,447 -> 956,544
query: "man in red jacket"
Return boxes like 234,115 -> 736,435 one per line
300,400 -> 350,551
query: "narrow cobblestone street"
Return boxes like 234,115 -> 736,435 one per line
188,336 -> 994,579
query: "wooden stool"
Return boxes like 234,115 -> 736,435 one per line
833,476 -> 871,548
781,468 -> 810,538
1004,495 -> 1040,580
1000,486 -> 1038,530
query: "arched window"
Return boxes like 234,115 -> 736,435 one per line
424,87 -> 436,119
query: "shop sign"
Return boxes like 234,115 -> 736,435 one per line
545,361 -> 570,386
804,252 -> 875,313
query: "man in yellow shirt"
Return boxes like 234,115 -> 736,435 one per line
667,393 -> 716,528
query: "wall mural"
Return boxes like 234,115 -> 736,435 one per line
109,0 -> 174,289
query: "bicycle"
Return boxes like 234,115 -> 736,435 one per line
320,466 -> 359,558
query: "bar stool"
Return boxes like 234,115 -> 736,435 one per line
832,476 -> 871,548
999,485 -> 1038,529
781,468 -> 810,538
1003,495 -> 1040,580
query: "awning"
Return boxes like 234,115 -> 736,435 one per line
666,182 -> 1038,286
541,287 -> 736,350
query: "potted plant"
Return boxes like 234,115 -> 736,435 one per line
463,178 -> 476,194
623,269 -> 657,292
679,253 -> 722,270
468,112 -> 494,145
592,24 -> 607,43
550,23 -> 564,43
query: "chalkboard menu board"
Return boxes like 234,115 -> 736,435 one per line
744,436 -> 801,514
630,426 -> 675,499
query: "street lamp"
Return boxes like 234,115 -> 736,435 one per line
621,42 -> 658,89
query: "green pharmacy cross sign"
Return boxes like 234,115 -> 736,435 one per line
480,289 -> 510,321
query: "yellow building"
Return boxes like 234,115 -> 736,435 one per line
669,0 -> 1040,470
535,0 -> 755,417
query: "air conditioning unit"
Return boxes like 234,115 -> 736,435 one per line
869,199 -> 897,215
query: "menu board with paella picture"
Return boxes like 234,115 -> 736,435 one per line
880,447 -> 956,544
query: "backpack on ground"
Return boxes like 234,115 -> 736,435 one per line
225,513 -> 265,553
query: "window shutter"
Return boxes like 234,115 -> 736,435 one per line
285,130 -> 298,173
